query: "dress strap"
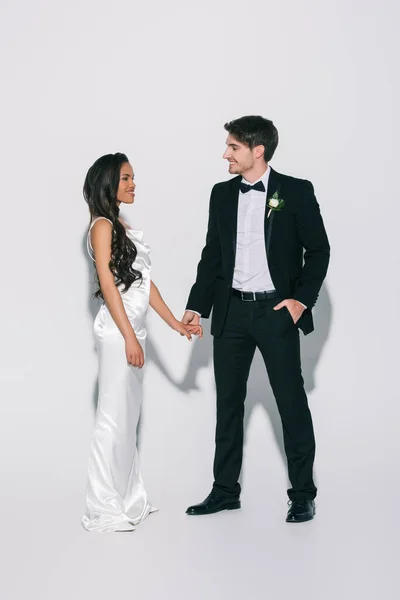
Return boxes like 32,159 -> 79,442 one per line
87,217 -> 113,261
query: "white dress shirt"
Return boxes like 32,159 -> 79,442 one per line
233,167 -> 274,292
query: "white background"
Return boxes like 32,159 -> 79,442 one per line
0,1 -> 399,599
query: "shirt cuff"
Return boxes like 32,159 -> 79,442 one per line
298,302 -> 307,309
186,309 -> 202,317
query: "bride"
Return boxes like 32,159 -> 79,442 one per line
81,152 -> 202,532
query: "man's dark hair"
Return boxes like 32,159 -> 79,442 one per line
224,115 -> 279,162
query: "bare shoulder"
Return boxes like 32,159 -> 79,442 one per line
91,218 -> 113,250
91,218 -> 112,233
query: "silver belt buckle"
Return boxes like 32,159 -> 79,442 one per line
241,290 -> 256,301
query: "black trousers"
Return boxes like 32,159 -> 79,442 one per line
212,294 -> 317,501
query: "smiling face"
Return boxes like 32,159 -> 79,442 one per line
116,162 -> 135,205
223,134 -> 266,180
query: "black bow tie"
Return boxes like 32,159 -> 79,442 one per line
239,181 -> 266,194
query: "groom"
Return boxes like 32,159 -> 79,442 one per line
182,116 -> 330,523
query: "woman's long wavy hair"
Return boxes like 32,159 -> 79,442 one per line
83,153 -> 142,299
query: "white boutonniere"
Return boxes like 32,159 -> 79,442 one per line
267,191 -> 285,218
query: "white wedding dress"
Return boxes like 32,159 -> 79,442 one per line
82,217 -> 156,532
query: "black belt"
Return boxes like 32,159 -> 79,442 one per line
232,288 -> 277,301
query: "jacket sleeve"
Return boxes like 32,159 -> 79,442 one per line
186,185 -> 221,317
293,181 -> 330,309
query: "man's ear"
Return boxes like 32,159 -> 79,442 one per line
254,144 -> 265,160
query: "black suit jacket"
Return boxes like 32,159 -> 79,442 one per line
186,168 -> 330,337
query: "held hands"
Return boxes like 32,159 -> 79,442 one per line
172,318 -> 203,341
273,298 -> 305,324
179,311 -> 203,340
125,333 -> 145,368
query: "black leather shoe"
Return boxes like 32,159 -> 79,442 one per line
286,499 -> 315,523
186,492 -> 241,516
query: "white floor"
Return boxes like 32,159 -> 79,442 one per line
2,465 -> 397,600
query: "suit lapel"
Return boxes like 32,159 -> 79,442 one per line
265,167 -> 281,257
227,175 -> 241,261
